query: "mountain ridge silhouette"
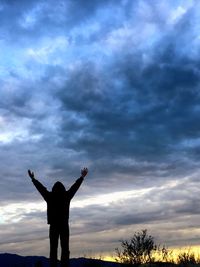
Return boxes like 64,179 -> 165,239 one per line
0,253 -> 121,267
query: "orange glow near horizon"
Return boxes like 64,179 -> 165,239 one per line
100,245 -> 200,263
169,245 -> 200,259
103,256 -> 116,262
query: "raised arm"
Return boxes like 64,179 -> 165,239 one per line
68,168 -> 88,199
28,169 -> 49,201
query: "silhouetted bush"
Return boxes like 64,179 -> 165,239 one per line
115,229 -> 158,266
177,249 -> 200,266
156,246 -> 175,264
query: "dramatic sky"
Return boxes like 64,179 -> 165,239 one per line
0,0 -> 200,259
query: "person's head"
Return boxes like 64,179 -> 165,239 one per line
52,181 -> 66,194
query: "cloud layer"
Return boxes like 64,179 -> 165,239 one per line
0,0 -> 200,258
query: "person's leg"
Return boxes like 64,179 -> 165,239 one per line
60,224 -> 70,267
49,225 -> 59,267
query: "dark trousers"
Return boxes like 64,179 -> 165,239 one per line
49,224 -> 70,267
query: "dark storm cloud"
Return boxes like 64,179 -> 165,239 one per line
56,46 -> 200,179
1,0 -> 198,202
2,0 -> 198,166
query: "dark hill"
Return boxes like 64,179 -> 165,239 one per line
0,253 -> 122,267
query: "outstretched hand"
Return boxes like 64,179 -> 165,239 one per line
81,167 -> 88,178
28,169 -> 35,179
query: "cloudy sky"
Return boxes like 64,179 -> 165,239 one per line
0,0 -> 200,260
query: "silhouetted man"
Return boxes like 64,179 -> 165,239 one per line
28,168 -> 88,267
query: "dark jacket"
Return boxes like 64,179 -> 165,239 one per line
32,177 -> 84,225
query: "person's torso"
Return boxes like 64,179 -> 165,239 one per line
47,192 -> 71,224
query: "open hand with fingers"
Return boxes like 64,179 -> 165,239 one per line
81,167 -> 88,178
28,169 -> 35,180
